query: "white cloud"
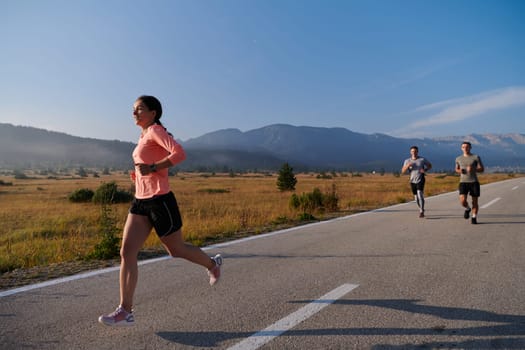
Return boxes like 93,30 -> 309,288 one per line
392,87 -> 525,136
391,58 -> 466,92
353,58 -> 464,102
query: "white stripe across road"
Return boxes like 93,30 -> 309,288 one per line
481,197 -> 501,209
512,186 -> 519,190
227,283 -> 359,350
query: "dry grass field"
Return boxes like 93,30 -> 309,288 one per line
0,171 -> 519,278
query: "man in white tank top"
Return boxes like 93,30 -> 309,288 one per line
402,146 -> 432,218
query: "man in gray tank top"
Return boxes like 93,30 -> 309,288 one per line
455,141 -> 484,224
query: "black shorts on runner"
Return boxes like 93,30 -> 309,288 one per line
410,178 -> 425,195
459,182 -> 481,197
129,191 -> 183,237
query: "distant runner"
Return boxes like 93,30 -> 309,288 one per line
401,146 -> 432,218
455,141 -> 484,224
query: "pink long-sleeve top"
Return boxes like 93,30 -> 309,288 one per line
132,124 -> 186,199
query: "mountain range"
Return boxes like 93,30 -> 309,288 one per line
1,123 -> 524,172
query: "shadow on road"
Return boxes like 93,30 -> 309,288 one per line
157,298 -> 525,348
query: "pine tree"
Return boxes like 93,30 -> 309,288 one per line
277,162 -> 297,191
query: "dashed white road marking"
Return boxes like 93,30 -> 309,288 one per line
481,197 -> 501,209
227,283 -> 359,350
512,186 -> 518,190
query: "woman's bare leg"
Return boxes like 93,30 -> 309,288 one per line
119,213 -> 152,312
160,229 -> 215,270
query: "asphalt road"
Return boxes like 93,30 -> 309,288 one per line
1,177 -> 524,350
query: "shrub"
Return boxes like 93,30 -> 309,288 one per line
68,188 -> 94,202
289,193 -> 300,209
289,185 -> 339,216
88,204 -> 121,260
323,183 -> 339,211
13,170 -> 28,179
92,182 -> 133,204
298,212 -> 316,221
316,172 -> 332,179
77,167 -> 88,177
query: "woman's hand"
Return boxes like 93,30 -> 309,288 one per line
135,163 -> 155,176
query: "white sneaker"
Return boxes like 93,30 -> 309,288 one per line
208,254 -> 223,286
98,305 -> 134,326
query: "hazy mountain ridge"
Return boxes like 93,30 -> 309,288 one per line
0,124 -> 136,169
0,123 -> 286,171
1,123 -> 523,172
185,124 -> 525,171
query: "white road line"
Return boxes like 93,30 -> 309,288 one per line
0,255 -> 171,298
227,283 -> 359,350
481,197 -> 501,209
512,186 -> 518,190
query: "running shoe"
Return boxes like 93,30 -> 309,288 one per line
464,208 -> 471,219
471,217 -> 477,225
419,212 -> 425,218
208,254 -> 223,286
98,305 -> 134,326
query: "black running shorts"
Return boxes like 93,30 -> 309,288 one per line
129,191 -> 183,237
410,177 -> 426,195
459,182 -> 481,197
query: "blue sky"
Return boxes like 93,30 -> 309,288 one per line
2,0 -> 524,143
